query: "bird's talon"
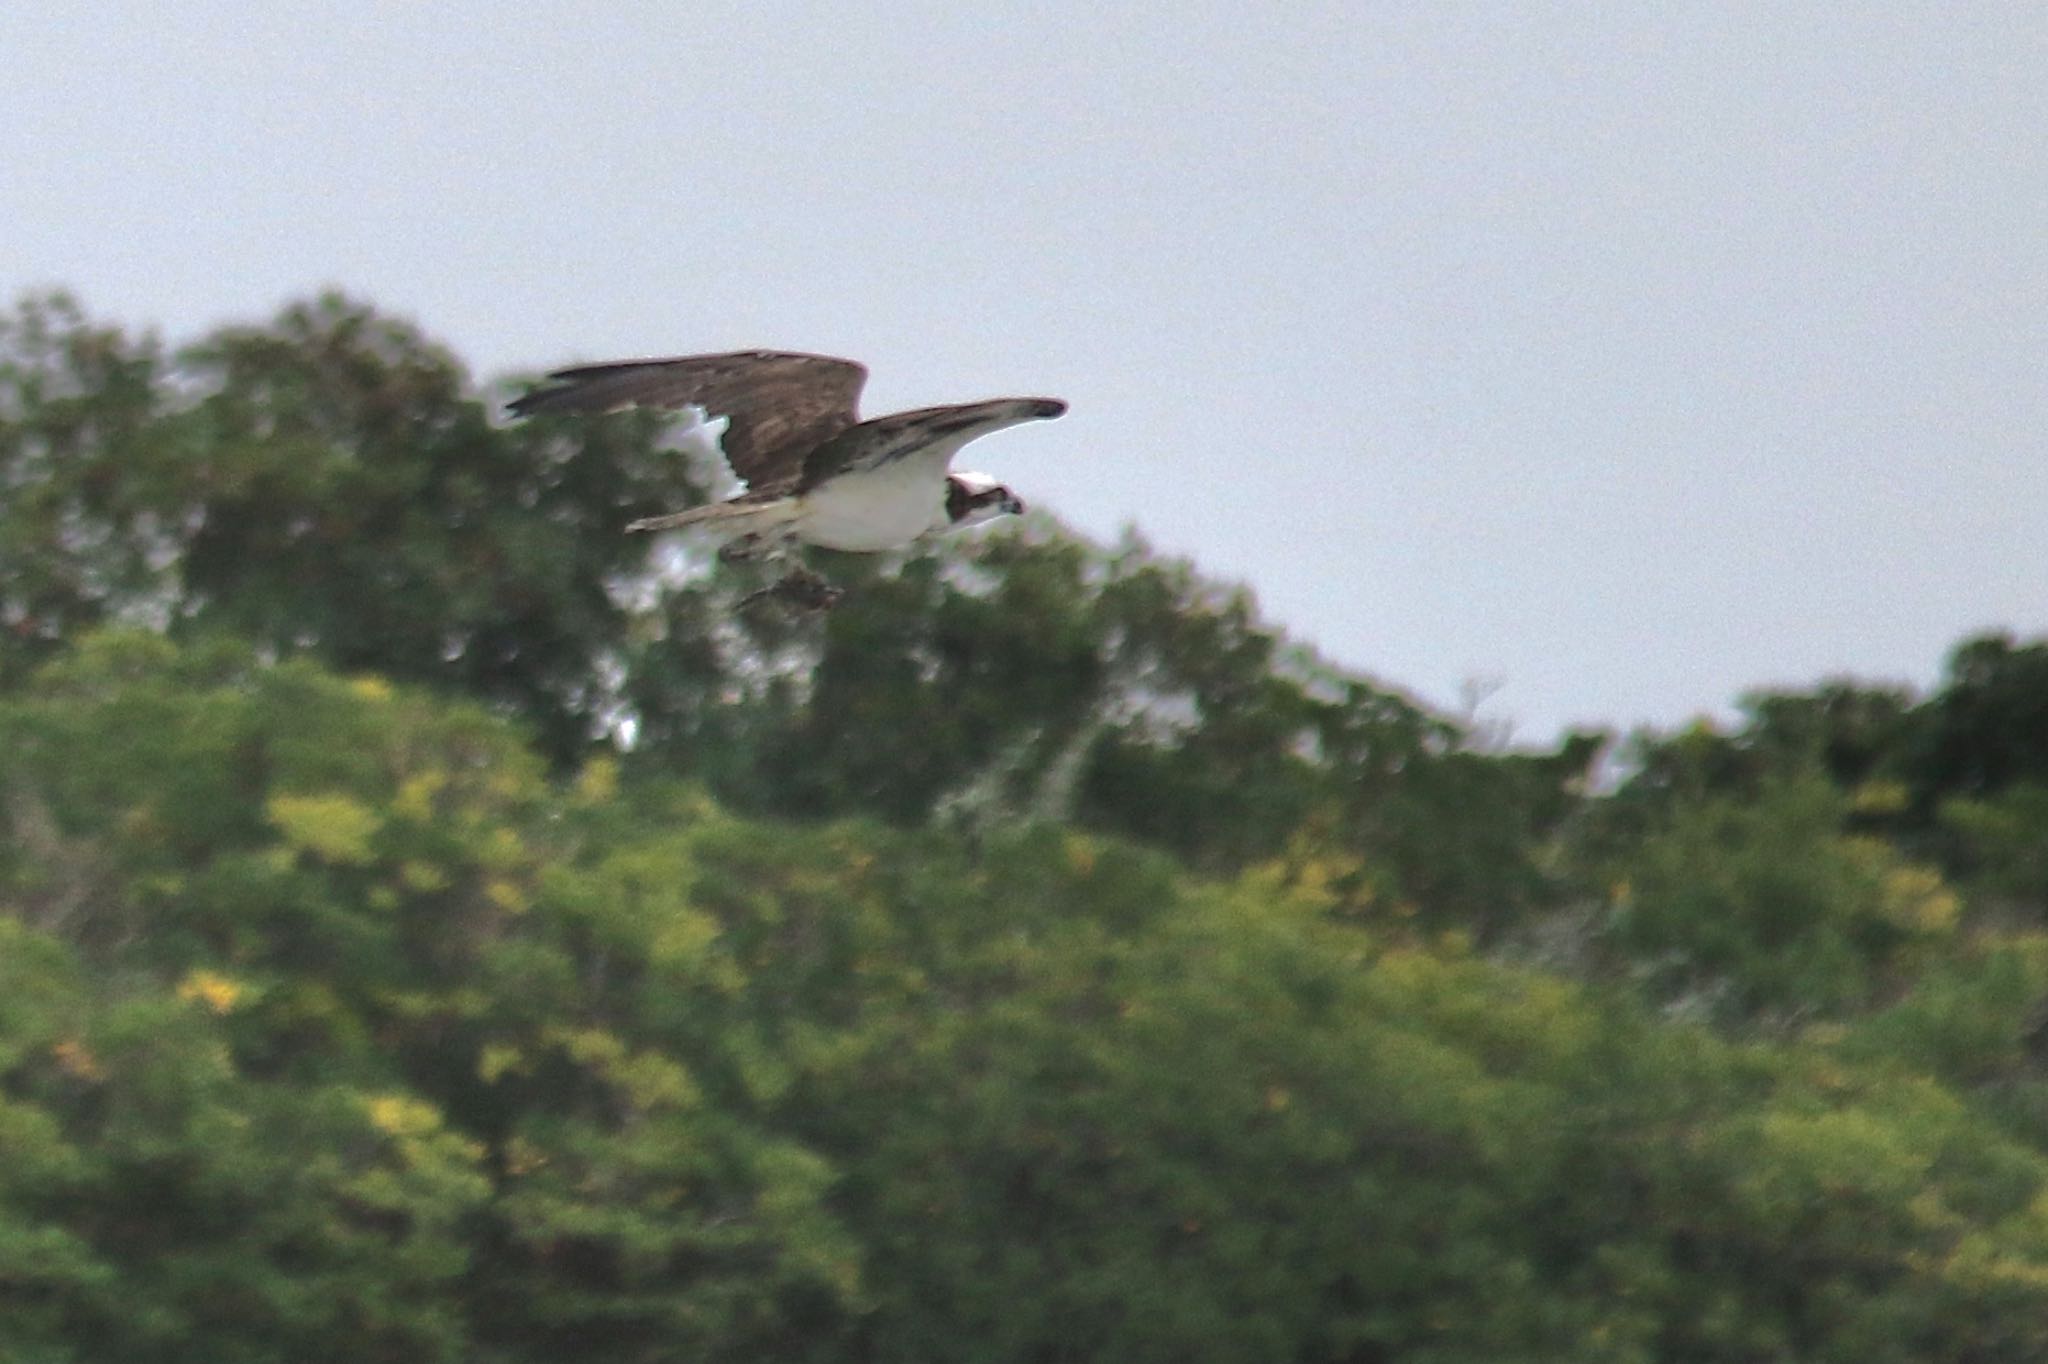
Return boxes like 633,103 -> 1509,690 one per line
738,572 -> 844,613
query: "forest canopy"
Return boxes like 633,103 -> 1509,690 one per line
5,291 -> 2048,1362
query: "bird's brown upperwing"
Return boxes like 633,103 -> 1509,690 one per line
507,350 -> 868,494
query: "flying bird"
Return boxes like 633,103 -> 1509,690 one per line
508,351 -> 1065,607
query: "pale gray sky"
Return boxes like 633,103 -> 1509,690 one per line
5,3 -> 2043,740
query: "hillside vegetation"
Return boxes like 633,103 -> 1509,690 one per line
6,292 -> 2048,1362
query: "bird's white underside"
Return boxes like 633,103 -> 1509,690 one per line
794,444 -> 962,551
644,405 -> 1042,551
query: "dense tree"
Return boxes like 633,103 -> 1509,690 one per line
1911,634 -> 2048,805
0,291 -> 714,764
6,637 -> 2048,1360
8,292 -> 2048,1360
1598,778 -> 1959,1021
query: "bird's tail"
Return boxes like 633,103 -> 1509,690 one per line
625,497 -> 800,537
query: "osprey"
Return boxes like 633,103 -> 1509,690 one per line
508,350 -> 1065,606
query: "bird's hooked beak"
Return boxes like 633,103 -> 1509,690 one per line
1001,491 -> 1027,516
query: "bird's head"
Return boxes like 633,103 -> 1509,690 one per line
945,471 -> 1026,529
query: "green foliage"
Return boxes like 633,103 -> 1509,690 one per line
2,637 -> 2048,1359
8,291 -> 2048,1359
0,919 -> 488,1363
1940,784 -> 2048,916
1912,634 -> 2048,804
1602,779 -> 1958,1020
0,636 -> 864,1360
1608,636 -> 2048,888
0,292 -> 706,765
0,293 -> 176,684
1842,936 -> 2048,1092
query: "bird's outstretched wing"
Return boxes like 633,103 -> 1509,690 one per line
797,397 -> 1067,490
508,350 -> 868,493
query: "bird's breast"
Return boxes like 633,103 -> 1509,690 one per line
795,461 -> 947,552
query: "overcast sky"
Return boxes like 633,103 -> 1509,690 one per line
4,3 -> 2042,741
